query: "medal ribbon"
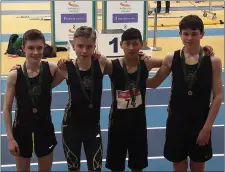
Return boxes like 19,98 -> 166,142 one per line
75,58 -> 94,106
180,47 -> 203,92
23,61 -> 43,111
122,58 -> 141,106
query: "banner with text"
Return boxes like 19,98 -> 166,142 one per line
52,1 -> 97,45
103,1 -> 148,43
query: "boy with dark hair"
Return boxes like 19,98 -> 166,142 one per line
105,28 -> 162,171
146,15 -> 222,171
3,29 -> 66,171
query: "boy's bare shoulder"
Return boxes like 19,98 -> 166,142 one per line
7,70 -> 18,85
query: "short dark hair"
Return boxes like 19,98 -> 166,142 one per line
179,15 -> 204,33
121,28 -> 142,42
22,29 -> 45,45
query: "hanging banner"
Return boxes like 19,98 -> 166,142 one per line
102,1 -> 148,44
52,1 -> 97,45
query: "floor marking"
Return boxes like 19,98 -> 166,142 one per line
1,154 -> 224,167
1,125 -> 224,137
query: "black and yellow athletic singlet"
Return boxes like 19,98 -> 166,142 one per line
63,58 -> 103,129
62,58 -> 103,171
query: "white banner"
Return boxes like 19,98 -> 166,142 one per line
103,1 -> 148,43
52,1 -> 96,45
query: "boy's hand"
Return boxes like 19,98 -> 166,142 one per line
57,59 -> 67,71
203,45 -> 214,57
9,64 -> 21,72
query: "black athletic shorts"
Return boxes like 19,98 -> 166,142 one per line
105,128 -> 148,171
13,122 -> 57,158
62,124 -> 103,171
164,124 -> 213,163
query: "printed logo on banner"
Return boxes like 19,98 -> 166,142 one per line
68,24 -> 76,33
61,13 -> 87,23
68,24 -> 76,40
113,13 -> 138,23
68,1 -> 80,12
120,1 -> 131,12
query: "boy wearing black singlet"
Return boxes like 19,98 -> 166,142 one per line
56,26 -> 111,171
104,28 -> 163,172
146,15 -> 222,171
57,26 -> 165,172
57,27 -> 214,171
7,27 -> 107,171
3,29 -> 65,171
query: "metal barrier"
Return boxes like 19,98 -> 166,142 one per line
209,0 -> 212,11
151,8 -> 162,51
203,0 -> 217,20
189,1 -> 217,20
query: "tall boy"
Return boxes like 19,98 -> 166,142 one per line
146,15 -> 222,171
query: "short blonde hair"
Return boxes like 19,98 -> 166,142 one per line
73,26 -> 96,42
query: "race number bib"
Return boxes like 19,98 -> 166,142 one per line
116,89 -> 142,109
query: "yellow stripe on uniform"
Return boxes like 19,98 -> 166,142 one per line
32,132 -> 35,156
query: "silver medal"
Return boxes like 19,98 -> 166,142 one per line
188,91 -> 193,96
33,108 -> 37,113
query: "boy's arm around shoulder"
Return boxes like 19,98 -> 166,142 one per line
146,52 -> 174,88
